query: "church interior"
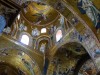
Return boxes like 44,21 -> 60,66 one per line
0,0 -> 100,75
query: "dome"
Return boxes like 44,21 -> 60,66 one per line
21,2 -> 59,26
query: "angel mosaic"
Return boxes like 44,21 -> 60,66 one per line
31,28 -> 40,37
40,43 -> 46,53
32,13 -> 47,25
77,0 -> 100,30
92,48 -> 100,59
70,30 -> 86,42
18,21 -> 27,31
59,15 -> 65,25
3,27 -> 11,34
70,17 -> 78,25
49,25 -> 56,35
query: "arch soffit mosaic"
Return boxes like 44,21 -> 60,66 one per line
36,36 -> 51,50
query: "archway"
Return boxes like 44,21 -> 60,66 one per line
38,40 -> 49,53
47,42 -> 98,75
0,49 -> 42,75
0,63 -> 18,75
36,36 -> 51,50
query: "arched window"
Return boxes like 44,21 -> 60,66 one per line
17,14 -> 20,20
41,28 -> 46,33
21,35 -> 29,45
56,30 -> 62,42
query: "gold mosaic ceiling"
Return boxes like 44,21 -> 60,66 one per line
22,2 -> 59,26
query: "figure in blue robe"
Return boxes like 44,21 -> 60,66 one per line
43,59 -> 49,75
95,49 -> 100,54
77,0 -> 100,29
77,0 -> 86,14
0,15 -> 6,33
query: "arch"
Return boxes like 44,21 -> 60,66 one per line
50,39 -> 94,59
55,42 -> 87,56
36,36 -> 51,50
39,40 -> 48,53
0,48 -> 42,75
46,42 -> 93,75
